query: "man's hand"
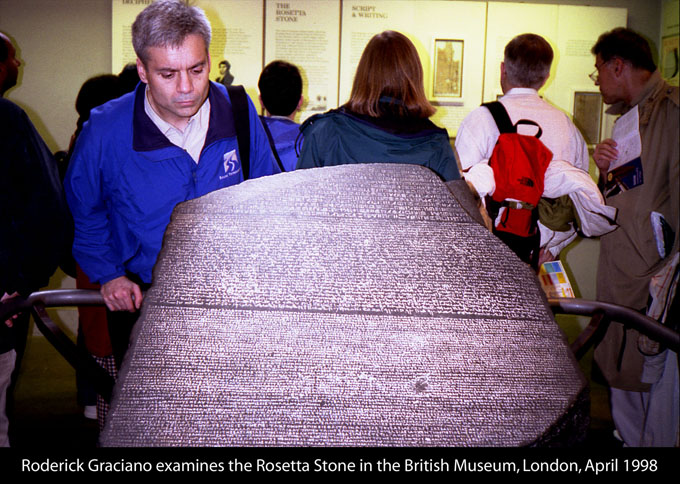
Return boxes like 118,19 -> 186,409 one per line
101,276 -> 143,312
1,292 -> 20,327
593,138 -> 618,173
538,248 -> 557,267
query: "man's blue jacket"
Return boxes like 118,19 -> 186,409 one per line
65,82 -> 279,285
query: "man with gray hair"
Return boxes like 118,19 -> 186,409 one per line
457,33 -> 589,175
65,0 -> 279,367
455,33 -> 589,260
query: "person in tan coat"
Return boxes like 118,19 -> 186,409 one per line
591,28 -> 679,446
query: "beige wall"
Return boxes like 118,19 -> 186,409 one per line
0,0 -> 663,153
0,0 -> 111,152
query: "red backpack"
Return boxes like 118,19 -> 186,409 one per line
483,101 -> 552,267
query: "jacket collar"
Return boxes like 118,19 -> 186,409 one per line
503,87 -> 540,98
132,82 -> 236,153
337,105 -> 447,138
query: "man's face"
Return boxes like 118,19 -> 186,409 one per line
0,34 -> 21,95
593,54 -> 622,105
137,34 -> 210,130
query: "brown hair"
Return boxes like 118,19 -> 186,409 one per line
347,31 -> 435,118
592,28 -> 656,72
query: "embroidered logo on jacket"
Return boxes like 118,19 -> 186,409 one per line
219,149 -> 241,180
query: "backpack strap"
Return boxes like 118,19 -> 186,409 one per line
516,119 -> 543,139
483,101 -> 515,134
259,115 -> 286,172
483,101 -> 544,139
227,85 -> 250,180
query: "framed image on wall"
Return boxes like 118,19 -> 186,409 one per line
433,39 -> 463,98
573,91 -> 603,145
661,35 -> 679,84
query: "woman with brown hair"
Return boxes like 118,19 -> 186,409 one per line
296,30 -> 460,181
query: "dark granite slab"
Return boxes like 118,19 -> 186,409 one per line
101,164 -> 587,447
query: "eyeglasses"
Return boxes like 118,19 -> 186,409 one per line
589,58 -> 614,83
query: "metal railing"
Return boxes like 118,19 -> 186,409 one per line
548,297 -> 679,359
1,289 -> 113,402
2,291 -> 678,400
